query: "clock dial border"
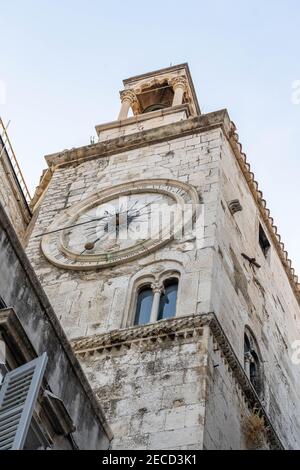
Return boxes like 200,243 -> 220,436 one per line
41,179 -> 199,270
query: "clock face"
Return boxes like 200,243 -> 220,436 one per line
41,179 -> 199,270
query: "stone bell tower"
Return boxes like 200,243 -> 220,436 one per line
27,64 -> 300,450
95,63 -> 200,142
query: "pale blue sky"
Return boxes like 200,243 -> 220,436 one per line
0,0 -> 299,273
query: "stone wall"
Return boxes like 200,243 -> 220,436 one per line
203,331 -> 270,450
73,314 -> 277,450
81,331 -> 208,450
210,137 -> 300,448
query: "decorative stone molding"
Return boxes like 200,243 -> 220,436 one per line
132,77 -> 170,96
119,89 -> 138,105
168,77 -> 188,106
118,90 -> 139,120
72,314 -> 205,355
168,76 -> 188,91
150,282 -> 165,295
71,312 -> 283,450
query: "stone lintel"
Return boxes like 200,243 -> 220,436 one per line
95,103 -> 191,136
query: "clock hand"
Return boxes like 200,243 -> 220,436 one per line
80,231 -> 108,254
80,212 -> 123,254
37,198 -> 161,238
132,197 -> 161,215
34,214 -> 110,238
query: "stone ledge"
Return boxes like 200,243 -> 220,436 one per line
95,104 -> 190,136
72,315 -> 206,356
44,109 -> 230,168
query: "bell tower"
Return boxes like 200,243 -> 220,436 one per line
117,63 -> 200,118
27,64 -> 300,451
96,63 -> 200,142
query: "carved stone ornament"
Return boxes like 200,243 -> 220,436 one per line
168,76 -> 188,91
150,282 -> 165,295
119,89 -> 138,105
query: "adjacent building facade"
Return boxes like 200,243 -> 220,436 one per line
0,118 -> 31,243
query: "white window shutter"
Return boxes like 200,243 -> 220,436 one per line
0,353 -> 48,450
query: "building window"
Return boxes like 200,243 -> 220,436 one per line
134,286 -> 154,326
157,278 -> 178,321
0,296 -> 6,309
244,330 -> 263,396
259,223 -> 270,258
134,277 -> 178,326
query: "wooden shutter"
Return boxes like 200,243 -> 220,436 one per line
0,353 -> 48,450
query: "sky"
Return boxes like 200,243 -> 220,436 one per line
0,0 -> 299,273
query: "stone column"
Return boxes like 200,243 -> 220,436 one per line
150,282 -> 164,323
118,89 -> 137,120
244,352 -> 252,378
169,77 -> 187,107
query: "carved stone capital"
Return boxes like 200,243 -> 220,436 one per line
168,76 -> 188,91
151,282 -> 164,295
119,89 -> 138,105
244,351 -> 253,363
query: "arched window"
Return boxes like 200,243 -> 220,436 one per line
134,277 -> 179,326
244,333 -> 251,354
134,286 -> 153,326
244,330 -> 263,396
157,278 -> 178,321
